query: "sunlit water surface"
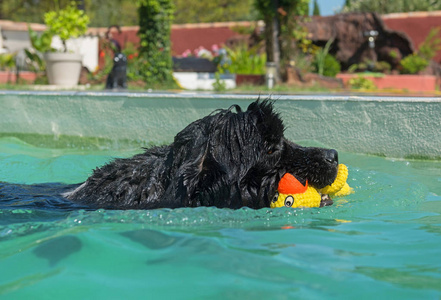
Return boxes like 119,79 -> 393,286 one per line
1,137 -> 441,299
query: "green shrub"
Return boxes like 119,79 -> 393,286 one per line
348,76 -> 376,89
314,38 -> 334,76
400,54 -> 429,74
0,53 -> 15,70
418,27 -> 441,60
311,38 -> 341,77
137,0 -> 176,86
221,44 -> 266,75
320,54 -> 341,77
398,27 -> 439,75
312,54 -> 341,77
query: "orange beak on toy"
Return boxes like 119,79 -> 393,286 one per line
270,164 -> 353,209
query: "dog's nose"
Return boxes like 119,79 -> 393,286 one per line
325,149 -> 338,166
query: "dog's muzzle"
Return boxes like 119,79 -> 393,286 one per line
283,146 -> 340,189
324,149 -> 338,167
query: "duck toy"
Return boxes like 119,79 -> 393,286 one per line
271,164 -> 353,209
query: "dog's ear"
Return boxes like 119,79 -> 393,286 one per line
247,99 -> 284,144
247,99 -> 280,125
168,117 -> 222,207
247,98 -> 274,114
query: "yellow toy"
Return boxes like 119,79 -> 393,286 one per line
270,164 -> 353,208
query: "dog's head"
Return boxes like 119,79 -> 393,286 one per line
171,99 -> 338,209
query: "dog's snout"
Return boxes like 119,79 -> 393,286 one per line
325,149 -> 338,166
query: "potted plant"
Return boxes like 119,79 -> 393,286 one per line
219,44 -> 266,86
43,4 -> 90,86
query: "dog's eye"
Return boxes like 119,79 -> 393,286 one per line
267,144 -> 282,155
267,147 -> 277,154
272,192 -> 279,203
284,196 -> 294,207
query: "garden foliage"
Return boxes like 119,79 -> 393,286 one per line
343,0 -> 441,14
313,39 -> 341,77
0,53 -> 15,71
348,76 -> 376,89
418,27 -> 441,61
254,0 -> 310,80
400,27 -> 441,74
315,54 -> 341,77
24,26 -> 52,75
400,54 -> 429,74
220,44 -> 266,75
137,0 -> 175,86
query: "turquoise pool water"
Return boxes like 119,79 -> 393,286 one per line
1,136 -> 441,299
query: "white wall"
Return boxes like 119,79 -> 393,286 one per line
2,29 -> 31,53
1,25 -> 99,72
173,72 -> 236,90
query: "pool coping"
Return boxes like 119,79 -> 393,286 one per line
1,90 -> 441,103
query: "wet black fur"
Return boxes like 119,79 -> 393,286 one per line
66,100 -> 338,209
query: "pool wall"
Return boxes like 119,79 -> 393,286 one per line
1,91 -> 440,159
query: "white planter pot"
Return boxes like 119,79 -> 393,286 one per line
44,52 -> 82,86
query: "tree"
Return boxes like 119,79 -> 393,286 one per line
1,0 -> 256,26
85,0 -> 138,27
0,0 -> 139,27
342,0 -> 441,14
313,0 -> 320,16
254,0 -> 309,82
0,0 -> 68,23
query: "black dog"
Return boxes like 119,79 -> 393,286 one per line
105,53 -> 127,89
66,100 -> 338,209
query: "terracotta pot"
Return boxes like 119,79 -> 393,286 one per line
44,52 -> 82,86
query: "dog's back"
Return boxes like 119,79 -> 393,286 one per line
65,146 -> 172,209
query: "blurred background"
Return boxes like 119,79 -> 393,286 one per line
1,0 -> 441,93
